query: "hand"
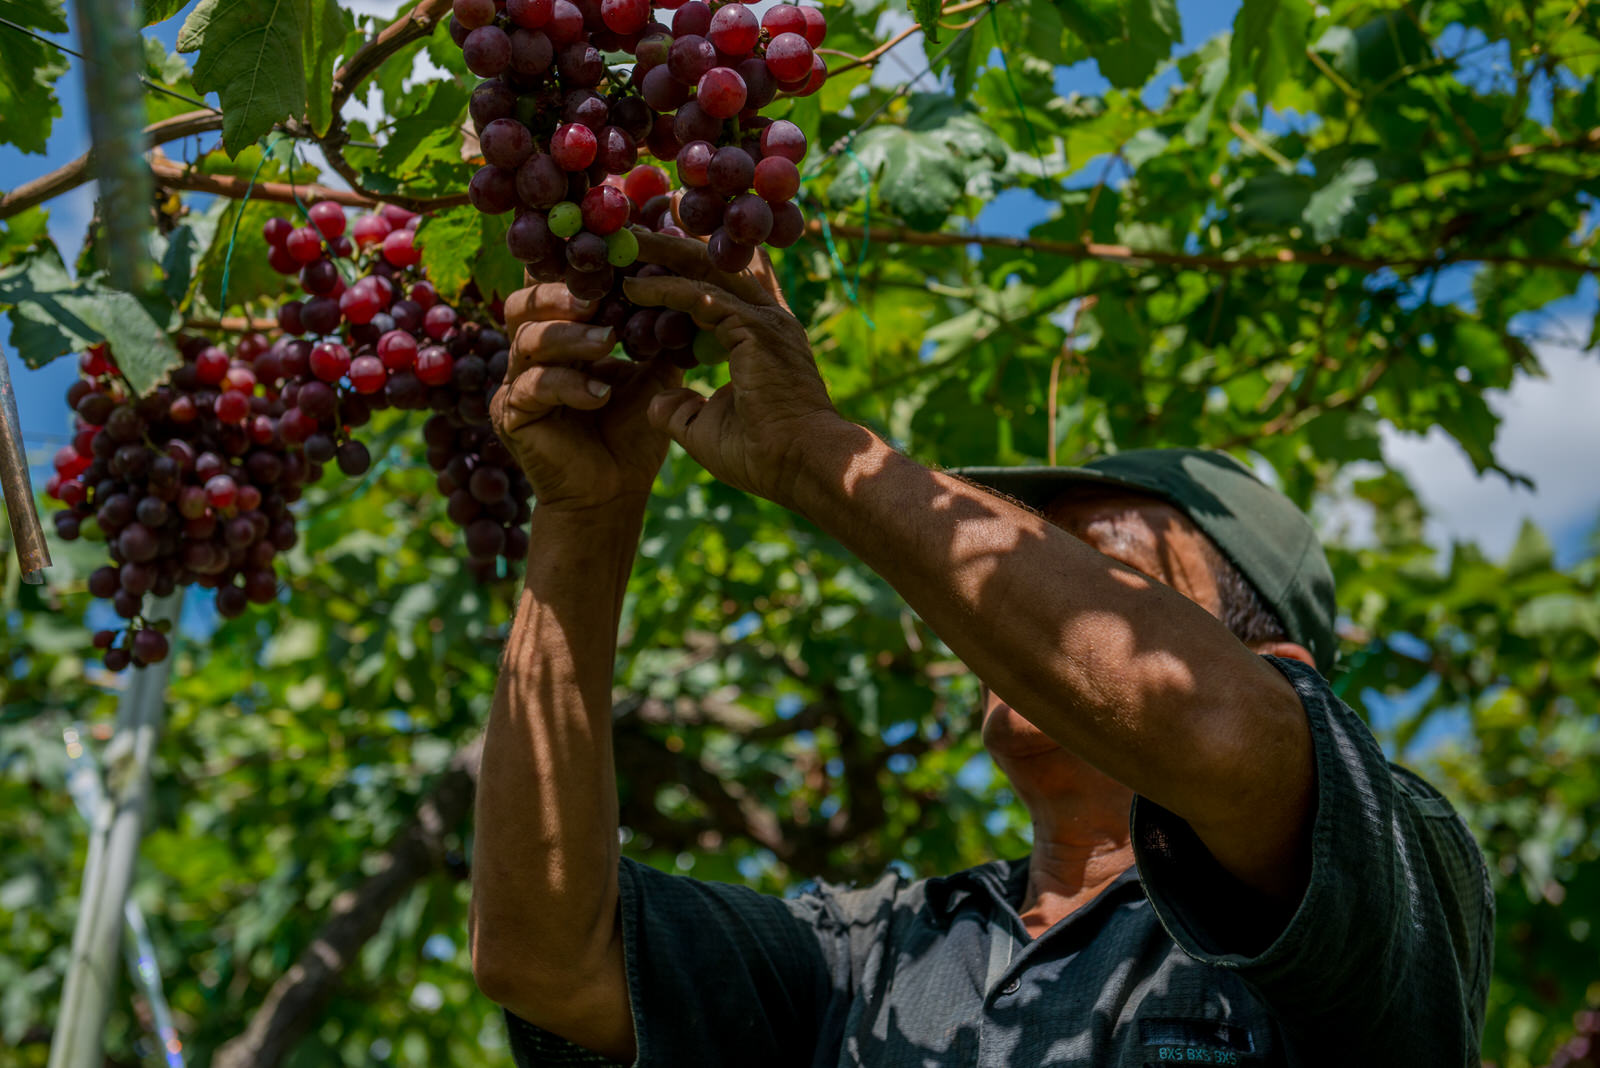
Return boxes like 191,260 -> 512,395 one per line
491,282 -> 682,514
622,231 -> 844,508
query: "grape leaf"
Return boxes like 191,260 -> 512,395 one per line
0,253 -> 180,394
1054,0 -> 1180,88
178,0 -> 312,155
0,0 -> 69,154
1303,157 -> 1378,241
141,0 -> 189,25
303,0 -> 355,137
1228,0 -> 1313,104
827,97 -> 1008,231
910,0 -> 939,44
417,206 -> 522,304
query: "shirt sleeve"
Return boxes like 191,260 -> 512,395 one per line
1131,656 -> 1494,1064
505,856 -> 845,1067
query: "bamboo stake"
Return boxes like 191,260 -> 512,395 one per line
0,347 -> 49,582
49,592 -> 184,1068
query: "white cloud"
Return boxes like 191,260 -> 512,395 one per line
1381,338 -> 1600,561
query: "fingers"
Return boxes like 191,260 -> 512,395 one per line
633,228 -> 777,307
622,275 -> 743,332
509,319 -> 616,380
501,365 -> 614,417
647,387 -> 709,446
503,284 -> 599,332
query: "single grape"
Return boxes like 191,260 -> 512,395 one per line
641,64 -> 691,112
678,187 -> 725,235
515,154 -> 568,209
725,193 -> 773,245
563,88 -> 609,130
566,231 -> 611,272
382,229 -> 422,268
737,56 -> 777,110
508,0 -> 552,27
795,52 -> 827,95
548,200 -> 584,237
104,647 -> 132,671
708,145 -> 755,195
465,518 -> 507,558
308,200 -> 347,239
605,227 -> 639,266
671,0 -> 711,37
285,227 -> 324,263
349,354 -> 387,394
507,211 -> 560,262
622,309 -> 663,358
510,27 -> 555,74
547,0 -> 584,43
424,304 -> 459,340
463,25 -> 513,76
635,31 -> 672,69
767,199 -> 805,248
668,34 -> 716,84
799,4 -> 827,46
581,185 -> 631,235
707,228 -> 753,271
753,156 -> 801,203
707,4 -> 757,54
765,32 -> 813,83
673,99 -> 721,146
336,440 -> 372,477
88,566 -> 120,599
268,244 -> 300,274
600,0 -> 648,34
340,283 -> 385,325
310,341 -> 352,382
645,114 -> 683,160
469,466 -> 511,503
481,118 -> 535,170
564,263 -> 615,301
654,308 -> 696,348
762,4 -> 806,37
470,165 -> 519,215
470,80 -> 518,131
214,390 -> 251,424
550,122 -> 599,171
697,67 -> 747,118
263,217 -> 293,247
417,346 -> 456,386
760,119 -> 808,163
558,42 -> 605,85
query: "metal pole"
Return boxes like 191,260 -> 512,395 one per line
0,348 -> 50,583
49,591 -> 183,1068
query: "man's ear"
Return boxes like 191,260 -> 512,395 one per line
1251,640 -> 1315,668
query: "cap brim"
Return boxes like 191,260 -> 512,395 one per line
948,466 -> 1166,512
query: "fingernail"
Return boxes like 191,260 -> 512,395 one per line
585,326 -> 612,343
587,380 -> 612,398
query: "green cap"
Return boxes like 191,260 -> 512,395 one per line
953,449 -> 1338,675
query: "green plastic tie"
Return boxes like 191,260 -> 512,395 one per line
218,133 -> 284,314
988,0 -> 1047,180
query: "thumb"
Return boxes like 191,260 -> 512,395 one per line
647,388 -> 709,451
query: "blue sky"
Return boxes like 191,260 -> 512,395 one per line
5,0 -> 1598,566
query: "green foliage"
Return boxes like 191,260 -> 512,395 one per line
0,0 -> 69,154
177,0 -> 349,155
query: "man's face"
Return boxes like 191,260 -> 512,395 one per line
979,488 -> 1225,765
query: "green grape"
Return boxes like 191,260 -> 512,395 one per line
605,227 -> 639,267
548,201 -> 583,238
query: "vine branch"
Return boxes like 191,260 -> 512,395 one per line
0,110 -> 223,220
805,219 -> 1600,276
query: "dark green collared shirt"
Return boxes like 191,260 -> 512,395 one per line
507,658 -> 1493,1066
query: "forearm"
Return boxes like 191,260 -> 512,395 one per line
470,503 -> 641,990
790,422 -> 1308,868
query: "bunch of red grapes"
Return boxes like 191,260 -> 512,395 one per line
451,0 -> 825,360
262,201 -> 533,583
45,200 -> 531,671
45,338 -> 310,670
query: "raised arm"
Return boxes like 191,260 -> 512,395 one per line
624,233 -> 1312,902
470,282 -> 680,1062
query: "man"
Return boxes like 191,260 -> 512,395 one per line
469,232 -> 1492,1066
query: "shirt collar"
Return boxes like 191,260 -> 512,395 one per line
924,856 -> 1143,927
